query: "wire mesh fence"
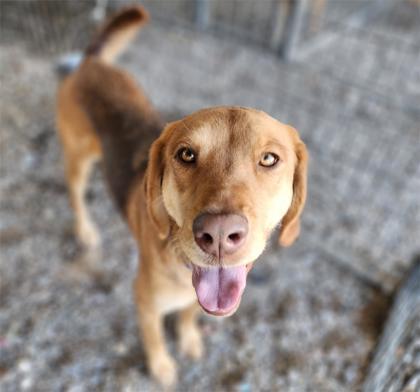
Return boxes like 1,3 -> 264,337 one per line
0,0 -> 96,55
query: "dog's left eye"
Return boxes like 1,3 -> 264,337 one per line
177,147 -> 196,163
259,153 -> 279,167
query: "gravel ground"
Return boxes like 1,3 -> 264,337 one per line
1,2 -> 419,391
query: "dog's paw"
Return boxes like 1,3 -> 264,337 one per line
179,325 -> 204,360
150,352 -> 177,388
76,221 -> 100,249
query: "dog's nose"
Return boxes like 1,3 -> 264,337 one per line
193,213 -> 248,257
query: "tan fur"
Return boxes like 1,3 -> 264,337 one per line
56,6 -> 308,388
86,6 -> 150,63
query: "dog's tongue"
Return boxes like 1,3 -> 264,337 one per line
192,265 -> 248,315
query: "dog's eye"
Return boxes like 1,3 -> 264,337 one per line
177,147 -> 196,163
259,152 -> 279,167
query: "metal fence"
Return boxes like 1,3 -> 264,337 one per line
1,0 -> 408,59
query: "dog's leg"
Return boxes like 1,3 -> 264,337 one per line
65,153 -> 100,249
137,301 -> 177,387
177,301 -> 204,360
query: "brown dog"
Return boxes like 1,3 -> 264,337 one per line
56,6 -> 308,387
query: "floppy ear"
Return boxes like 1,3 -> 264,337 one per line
145,137 -> 171,240
279,141 -> 308,247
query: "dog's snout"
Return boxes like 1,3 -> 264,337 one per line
193,213 -> 248,257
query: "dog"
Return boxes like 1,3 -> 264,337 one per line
56,6 -> 308,387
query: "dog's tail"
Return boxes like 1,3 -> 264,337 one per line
85,5 -> 149,64
55,6 -> 148,79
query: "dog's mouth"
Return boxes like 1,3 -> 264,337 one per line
191,263 -> 253,316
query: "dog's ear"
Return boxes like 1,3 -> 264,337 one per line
145,137 -> 171,240
279,141 -> 308,247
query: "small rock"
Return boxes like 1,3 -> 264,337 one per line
17,359 -> 32,373
20,377 -> 33,390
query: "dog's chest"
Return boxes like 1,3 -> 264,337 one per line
154,263 -> 197,314
156,286 -> 196,314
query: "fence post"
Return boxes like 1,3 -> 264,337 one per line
363,258 -> 420,391
270,0 -> 289,52
195,0 -> 210,30
280,0 -> 309,61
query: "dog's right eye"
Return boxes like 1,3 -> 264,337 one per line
177,147 -> 196,163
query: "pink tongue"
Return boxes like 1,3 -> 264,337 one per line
192,265 -> 248,314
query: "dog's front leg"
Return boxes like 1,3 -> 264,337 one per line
177,301 -> 204,360
135,283 -> 177,387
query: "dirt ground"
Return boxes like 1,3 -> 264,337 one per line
1,2 -> 419,391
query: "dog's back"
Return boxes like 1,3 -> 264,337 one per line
56,6 -> 162,219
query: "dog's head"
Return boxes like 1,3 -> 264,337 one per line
146,107 -> 307,316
